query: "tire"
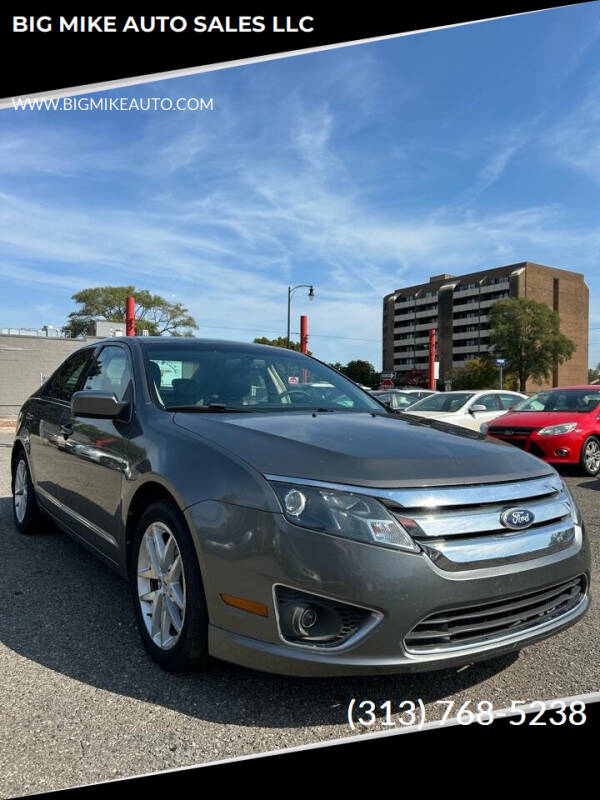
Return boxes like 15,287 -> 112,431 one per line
580,436 -> 600,477
12,451 -> 43,534
130,500 -> 210,672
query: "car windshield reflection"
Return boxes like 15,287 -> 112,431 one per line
142,344 -> 383,414
513,389 -> 600,413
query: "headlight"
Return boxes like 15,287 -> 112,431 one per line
538,422 -> 578,436
270,482 -> 419,552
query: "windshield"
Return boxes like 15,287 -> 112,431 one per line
407,392 -> 475,413
142,343 -> 384,413
513,389 -> 600,413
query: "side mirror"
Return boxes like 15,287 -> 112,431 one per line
470,404 -> 487,414
72,390 -> 127,419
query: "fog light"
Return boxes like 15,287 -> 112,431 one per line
556,448 -> 569,457
275,586 -> 379,648
280,602 -> 340,640
290,604 -> 320,636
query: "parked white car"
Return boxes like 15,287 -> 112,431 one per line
403,390 -> 527,431
370,388 -> 437,411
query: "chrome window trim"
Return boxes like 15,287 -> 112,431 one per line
29,396 -> 70,409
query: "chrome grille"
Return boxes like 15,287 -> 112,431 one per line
376,472 -> 563,509
382,472 -> 577,570
264,472 -> 578,570
405,575 -> 587,653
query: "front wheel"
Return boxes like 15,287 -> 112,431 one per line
131,500 -> 210,672
580,436 -> 600,477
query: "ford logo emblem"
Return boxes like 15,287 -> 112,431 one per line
500,508 -> 535,530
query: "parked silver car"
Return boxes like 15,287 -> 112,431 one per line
11,338 -> 590,675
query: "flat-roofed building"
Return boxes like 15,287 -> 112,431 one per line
382,262 -> 588,391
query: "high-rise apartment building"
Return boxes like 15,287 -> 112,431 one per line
382,262 -> 588,390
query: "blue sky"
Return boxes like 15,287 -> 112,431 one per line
1,4 -> 600,369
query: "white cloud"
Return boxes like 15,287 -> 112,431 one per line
546,76 -> 600,181
1,61 -> 599,369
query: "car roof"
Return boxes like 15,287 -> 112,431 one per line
540,385 -> 600,391
94,336 -> 309,356
442,389 -> 521,395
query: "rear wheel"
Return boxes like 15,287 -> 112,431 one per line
580,436 -> 600,477
131,500 -> 210,672
12,452 -> 42,534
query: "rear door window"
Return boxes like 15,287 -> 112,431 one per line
43,348 -> 94,403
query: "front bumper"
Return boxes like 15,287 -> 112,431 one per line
489,430 -> 585,465
185,500 -> 591,677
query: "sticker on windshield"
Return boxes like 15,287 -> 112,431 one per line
153,360 -> 182,387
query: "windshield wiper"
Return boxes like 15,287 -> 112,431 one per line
168,404 -> 257,413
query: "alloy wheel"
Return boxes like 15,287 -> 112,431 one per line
137,521 -> 186,650
14,460 -> 28,524
584,439 -> 600,474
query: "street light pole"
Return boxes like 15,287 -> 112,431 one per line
286,284 -> 314,348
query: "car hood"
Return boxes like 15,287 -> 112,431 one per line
173,410 -> 553,488
487,410 -> 590,428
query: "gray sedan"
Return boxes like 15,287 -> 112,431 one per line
11,338 -> 590,675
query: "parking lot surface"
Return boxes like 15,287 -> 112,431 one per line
0,432 -> 598,797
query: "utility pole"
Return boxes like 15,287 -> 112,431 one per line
126,296 -> 135,336
428,329 -> 436,390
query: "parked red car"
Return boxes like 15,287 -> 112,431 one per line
484,385 -> 600,476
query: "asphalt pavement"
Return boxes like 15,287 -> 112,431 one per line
0,431 -> 598,797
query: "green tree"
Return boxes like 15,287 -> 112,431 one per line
589,363 -> 600,383
253,336 -> 312,355
327,362 -> 346,374
339,360 -> 379,387
63,286 -> 198,337
450,356 -> 518,391
488,297 -> 576,392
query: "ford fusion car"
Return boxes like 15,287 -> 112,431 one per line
483,386 -> 600,476
11,338 -> 590,676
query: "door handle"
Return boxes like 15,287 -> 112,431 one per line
60,424 -> 73,438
